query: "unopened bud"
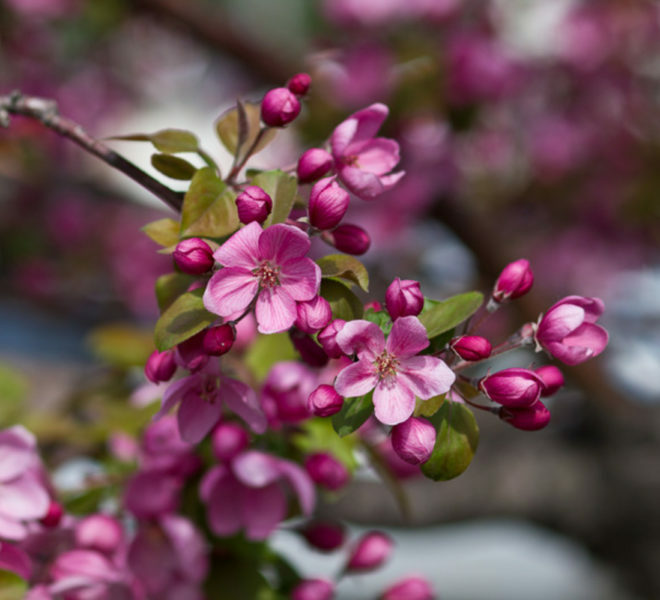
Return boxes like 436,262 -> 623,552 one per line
451,335 -> 492,361
347,531 -> 393,572
308,384 -> 344,417
309,177 -> 350,230
173,238 -> 214,275
382,576 -> 434,600
534,365 -> 564,397
39,501 -> 63,528
211,422 -> 249,462
324,223 -> 370,255
290,329 -> 330,367
75,515 -> 124,555
292,579 -> 334,600
261,87 -> 301,127
145,349 -> 177,383
236,186 -> 273,224
390,417 -> 436,465
297,148 -> 334,183
203,324 -> 235,356
499,401 -> 551,431
317,319 -> 346,359
304,453 -> 349,491
296,296 -> 333,334
385,278 -> 424,320
301,520 -> 346,552
176,330 -> 209,372
493,259 -> 533,302
287,73 -> 312,96
480,368 -> 545,407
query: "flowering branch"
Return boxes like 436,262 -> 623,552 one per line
0,91 -> 184,213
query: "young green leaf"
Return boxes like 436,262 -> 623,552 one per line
155,272 -> 196,312
109,128 -> 199,154
142,218 -> 181,248
154,288 -> 215,351
316,254 -> 369,292
332,392 -> 373,437
151,153 -> 197,180
419,291 -> 483,339
320,279 -> 364,321
215,101 -> 277,162
251,170 -> 298,226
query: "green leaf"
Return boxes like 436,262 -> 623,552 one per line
332,392 -> 373,437
421,399 -> 479,481
0,570 -> 27,600
316,254 -> 369,292
181,167 -> 238,238
154,288 -> 216,351
292,418 -> 358,470
363,308 -> 393,335
87,324 -> 154,368
215,101 -> 277,162
155,272 -> 196,312
109,128 -> 199,154
244,332 -> 297,381
142,218 -> 181,247
252,170 -> 298,226
414,394 -> 446,418
320,279 -> 363,321
151,153 -> 197,180
419,292 -> 483,339
63,486 -> 107,516
0,364 -> 28,423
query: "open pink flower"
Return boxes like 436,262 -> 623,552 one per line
330,103 -> 405,199
334,317 -> 455,425
203,222 -> 321,334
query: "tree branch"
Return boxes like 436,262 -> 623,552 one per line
0,91 -> 183,212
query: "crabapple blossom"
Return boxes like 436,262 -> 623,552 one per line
297,148 -> 334,183
211,422 -> 249,462
317,319 -> 346,358
202,324 -> 235,356
391,417 -> 436,465
385,278 -> 424,320
347,531 -> 393,571
261,87 -> 301,127
308,177 -> 350,230
308,384 -> 344,417
287,72 -> 312,96
292,578 -> 335,600
479,368 -> 546,407
492,259 -> 534,302
295,295 -> 333,334
451,335 -> 492,361
144,349 -> 177,384
172,237 -> 214,275
236,186 -> 273,224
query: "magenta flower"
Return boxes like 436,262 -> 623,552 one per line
203,222 -> 321,334
330,103 -> 405,199
334,317 -> 455,425
200,450 -> 315,541
535,296 -> 609,365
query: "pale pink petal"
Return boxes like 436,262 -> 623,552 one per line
223,377 -> 267,434
51,549 -> 121,583
552,295 -> 605,322
203,267 -> 258,318
547,323 -> 609,365
177,390 -> 223,444
258,224 -> 311,265
0,475 -> 49,521
398,355 -> 455,399
0,513 -> 27,540
331,103 -> 389,157
373,378 -> 416,426
330,116 -> 359,158
0,427 -> 36,482
386,316 -> 429,358
336,320 -> 385,359
206,472 -> 243,537
338,165 -> 385,199
231,451 -> 281,488
537,304 -> 585,343
334,360 -> 378,398
255,287 -> 297,334
240,483 -> 287,541
0,541 -> 32,580
276,459 -> 315,515
353,138 -> 400,175
279,258 -> 321,301
214,221 -> 262,269
379,170 -> 406,191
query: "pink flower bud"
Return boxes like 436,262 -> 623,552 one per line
304,453 -> 349,491
203,324 -> 235,356
499,401 -> 551,431
317,319 -> 346,359
236,186 -> 273,224
308,385 -> 344,417
75,515 -> 124,555
385,278 -> 424,320
176,330 -> 208,372
390,417 -> 436,465
297,148 -> 334,183
173,238 -> 214,275
451,335 -> 492,361
296,296 -> 333,334
211,422 -> 249,462
292,578 -> 334,600
365,300 -> 382,312
347,531 -> 393,572
493,259 -> 533,302
534,365 -> 564,397
39,501 -> 63,528
301,520 -> 346,552
480,368 -> 546,407
261,87 -> 301,127
287,73 -> 312,96
308,177 -> 350,230
145,349 -> 177,383
382,576 -> 434,600
290,329 -> 330,367
324,223 -> 371,255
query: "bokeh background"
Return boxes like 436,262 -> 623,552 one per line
1,0 -> 660,598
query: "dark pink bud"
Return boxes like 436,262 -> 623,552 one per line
347,531 -> 393,572
203,324 -> 235,356
297,148 -> 334,183
534,365 -> 564,397
308,384 -> 344,417
364,300 -> 382,312
261,87 -> 301,127
317,319 -> 346,359
382,576 -> 434,600
75,515 -> 124,555
324,223 -> 370,255
309,177 -> 350,230
39,501 -> 63,528
290,329 -> 330,367
390,417 -> 436,465
173,238 -> 214,275
385,278 -> 424,320
304,453 -> 349,491
493,258 -> 533,302
451,335 -> 492,361
292,579 -> 334,600
176,330 -> 209,372
479,368 -> 546,407
296,296 -> 333,334
145,349 -> 177,383
211,422 -> 249,462
499,401 -> 551,431
301,520 -> 346,552
287,72 -> 312,96
236,186 -> 273,224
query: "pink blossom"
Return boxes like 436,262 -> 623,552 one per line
203,222 -> 321,334
291,578 -> 334,600
330,103 -> 405,199
334,317 -> 455,425
0,541 -> 32,580
390,417 -> 436,465
347,531 -> 393,571
200,450 -> 315,540
261,361 -> 317,427
382,576 -> 434,600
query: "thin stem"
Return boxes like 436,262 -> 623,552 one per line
226,127 -> 269,185
197,147 -> 220,173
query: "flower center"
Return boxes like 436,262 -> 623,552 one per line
253,261 -> 281,289
344,154 -> 360,167
200,376 -> 220,403
374,350 -> 399,381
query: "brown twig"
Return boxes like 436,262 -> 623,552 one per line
0,91 -> 183,212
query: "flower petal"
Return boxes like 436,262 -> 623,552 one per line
258,224 -> 311,265
547,323 -> 609,365
255,287 -> 297,334
336,320 -> 384,359
385,316 -> 429,358
205,471 -> 243,537
372,378 -> 416,426
223,377 -> 267,433
0,513 -> 27,540
0,426 -> 36,482
353,138 -> 400,175
551,295 -> 605,323
240,483 -> 287,541
231,451 -> 281,488
537,303 -> 585,344
203,267 -> 258,318
214,221 -> 262,269
0,542 -> 32,580
177,389 -> 223,444
338,165 -> 385,199
398,355 -> 455,399
279,258 -> 321,301
276,458 -> 315,516
0,474 -> 49,521
334,359 -> 378,398
331,103 -> 389,158
154,374 -> 198,420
